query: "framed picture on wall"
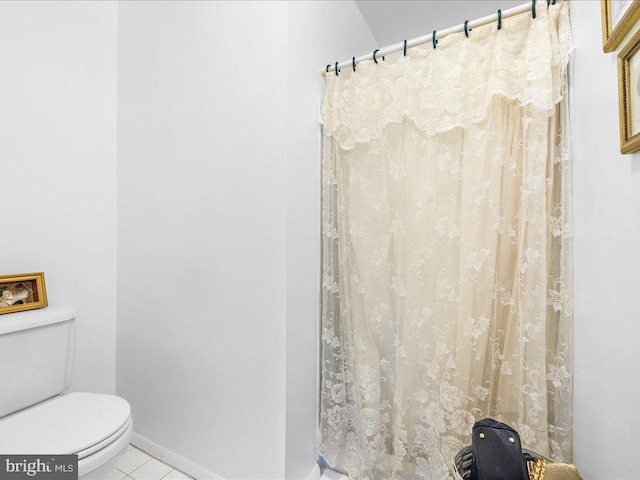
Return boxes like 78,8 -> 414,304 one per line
618,29 -> 640,153
602,0 -> 640,52
0,273 -> 48,315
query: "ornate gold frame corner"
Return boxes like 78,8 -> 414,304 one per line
0,272 -> 48,315
603,0 -> 640,53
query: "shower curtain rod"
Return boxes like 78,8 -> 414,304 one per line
321,0 -> 552,76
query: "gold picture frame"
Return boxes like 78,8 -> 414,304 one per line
618,28 -> 640,153
602,0 -> 640,52
0,273 -> 48,315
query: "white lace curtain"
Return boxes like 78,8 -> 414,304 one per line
320,3 -> 573,479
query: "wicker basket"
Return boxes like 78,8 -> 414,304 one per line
452,446 -> 581,480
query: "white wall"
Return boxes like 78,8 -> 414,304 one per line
570,2 -> 640,479
117,1 -> 376,478
0,1 -> 118,395
116,2 -> 288,479
356,0 -> 523,46
285,3 -> 376,479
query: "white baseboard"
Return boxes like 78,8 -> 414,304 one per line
131,432 -> 224,480
306,463 -> 321,480
133,432 -> 320,480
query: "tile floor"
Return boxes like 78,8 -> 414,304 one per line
320,468 -> 348,480
105,444 -> 193,480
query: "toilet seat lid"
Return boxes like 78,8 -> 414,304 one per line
0,392 -> 131,455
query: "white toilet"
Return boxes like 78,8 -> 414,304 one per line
0,306 -> 132,479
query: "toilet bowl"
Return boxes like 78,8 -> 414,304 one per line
0,306 -> 132,478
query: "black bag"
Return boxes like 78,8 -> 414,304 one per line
457,418 -> 530,480
471,418 -> 529,480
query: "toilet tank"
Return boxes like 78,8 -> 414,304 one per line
0,306 -> 76,418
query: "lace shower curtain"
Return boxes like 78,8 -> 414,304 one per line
320,3 -> 573,479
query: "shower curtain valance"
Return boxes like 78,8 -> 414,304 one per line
322,4 -> 572,150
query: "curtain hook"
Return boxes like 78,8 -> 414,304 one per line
403,39 -> 407,57
532,0 -> 536,18
432,30 -> 438,49
497,9 -> 502,29
546,0 -> 550,7
352,57 -> 356,72
464,20 -> 470,38
326,64 -> 330,73
373,49 -> 380,64
335,61 -> 339,76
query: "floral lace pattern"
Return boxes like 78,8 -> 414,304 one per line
322,3 -> 572,150
320,3 -> 572,479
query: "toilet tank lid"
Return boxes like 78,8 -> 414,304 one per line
0,306 -> 77,335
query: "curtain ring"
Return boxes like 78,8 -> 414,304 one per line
464,20 -> 470,37
373,49 -> 380,64
497,9 -> 502,29
432,30 -> 437,49
403,39 -> 407,57
352,57 -> 356,72
532,0 -> 536,18
335,61 -> 339,76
